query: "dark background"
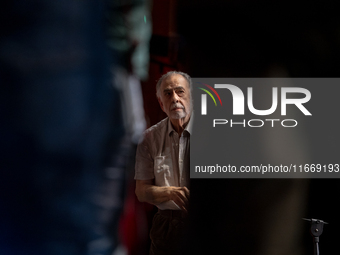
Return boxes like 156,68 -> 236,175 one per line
2,0 -> 340,254
142,1 -> 340,255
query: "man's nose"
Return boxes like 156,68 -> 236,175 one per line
170,91 -> 179,102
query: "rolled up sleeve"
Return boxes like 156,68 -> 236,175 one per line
134,136 -> 154,180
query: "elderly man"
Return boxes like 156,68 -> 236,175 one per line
135,71 -> 192,255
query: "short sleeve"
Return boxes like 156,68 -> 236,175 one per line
134,135 -> 155,180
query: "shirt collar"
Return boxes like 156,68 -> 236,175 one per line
167,113 -> 193,136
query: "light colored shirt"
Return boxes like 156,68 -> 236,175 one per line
135,117 -> 191,210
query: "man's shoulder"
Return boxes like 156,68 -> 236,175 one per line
139,117 -> 168,143
144,117 -> 168,136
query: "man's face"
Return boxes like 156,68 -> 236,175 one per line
158,74 -> 192,121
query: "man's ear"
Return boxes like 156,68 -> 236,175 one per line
157,97 -> 165,112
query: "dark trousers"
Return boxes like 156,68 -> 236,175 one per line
149,210 -> 188,255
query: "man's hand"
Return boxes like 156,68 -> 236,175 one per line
135,180 -> 190,211
167,186 -> 190,212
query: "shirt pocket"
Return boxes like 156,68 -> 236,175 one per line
154,155 -> 172,186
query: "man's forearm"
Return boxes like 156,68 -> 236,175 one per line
135,180 -> 190,211
137,184 -> 172,205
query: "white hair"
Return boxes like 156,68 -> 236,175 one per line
155,71 -> 192,98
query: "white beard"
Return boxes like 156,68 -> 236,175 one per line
170,110 -> 187,119
169,102 -> 189,119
